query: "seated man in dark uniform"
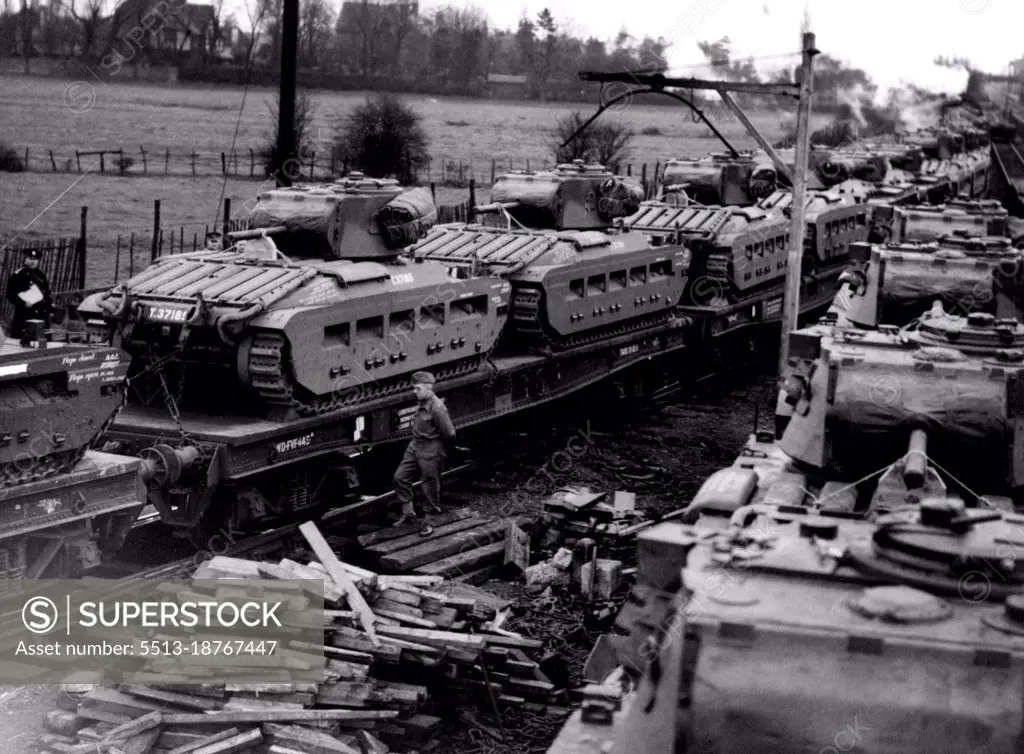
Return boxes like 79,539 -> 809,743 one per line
6,248 -> 52,339
393,371 -> 456,536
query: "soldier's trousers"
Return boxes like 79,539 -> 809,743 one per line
394,440 -> 445,516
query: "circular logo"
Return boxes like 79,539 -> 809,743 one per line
599,82 -> 634,114
690,276 -> 725,305
867,375 -> 901,408
62,82 -> 96,115
22,596 -> 59,634
958,0 -> 991,13
958,571 -> 992,603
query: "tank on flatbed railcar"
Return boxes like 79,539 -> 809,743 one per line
830,235 -> 1024,328
78,174 -> 510,418
0,326 -> 144,577
412,161 -> 689,351
623,184 -> 870,335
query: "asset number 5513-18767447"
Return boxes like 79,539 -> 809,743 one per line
147,307 -> 189,323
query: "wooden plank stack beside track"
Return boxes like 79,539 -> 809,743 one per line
355,508 -> 530,584
36,522 -> 565,754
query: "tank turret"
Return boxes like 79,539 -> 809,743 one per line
78,174 -> 508,419
834,236 -> 1024,328
778,306 -> 1024,508
474,160 -> 645,231
660,152 -> 778,206
236,173 -> 437,260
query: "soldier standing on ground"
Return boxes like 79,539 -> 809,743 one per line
6,249 -> 52,339
393,371 -> 456,536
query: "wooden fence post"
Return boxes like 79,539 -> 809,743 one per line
221,152 -> 227,175
159,229 -> 164,256
468,179 -> 476,223
99,152 -> 104,173
49,150 -> 56,171
140,146 -> 147,174
114,236 -> 121,284
430,182 -> 436,202
164,149 -> 169,174
151,200 -> 160,261
223,198 -> 231,239
78,206 -> 88,288
250,149 -> 255,177
191,151 -> 196,176
192,232 -> 197,251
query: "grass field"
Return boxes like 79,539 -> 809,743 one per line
0,73 -> 809,287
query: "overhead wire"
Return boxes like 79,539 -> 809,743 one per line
212,17 -> 265,230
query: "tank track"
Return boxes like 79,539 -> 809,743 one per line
511,286 -> 677,350
247,332 -> 493,417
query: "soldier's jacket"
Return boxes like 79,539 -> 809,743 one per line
411,395 -> 456,448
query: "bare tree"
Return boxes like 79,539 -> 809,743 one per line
298,0 -> 333,67
68,0 -> 105,59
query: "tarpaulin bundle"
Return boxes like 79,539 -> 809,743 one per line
248,196 -> 334,234
747,163 -> 778,198
491,175 -> 562,212
377,187 -> 437,248
597,177 -> 645,219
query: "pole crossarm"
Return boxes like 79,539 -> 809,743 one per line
578,70 -> 801,98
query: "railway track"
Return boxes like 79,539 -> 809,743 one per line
111,461 -> 477,580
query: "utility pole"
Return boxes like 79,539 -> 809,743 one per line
273,0 -> 299,187
778,32 -> 818,380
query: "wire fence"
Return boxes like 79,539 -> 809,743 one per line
13,146 -> 672,188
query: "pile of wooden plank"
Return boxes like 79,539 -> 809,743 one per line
356,508 -> 536,584
36,522 -> 561,754
541,488 -> 653,544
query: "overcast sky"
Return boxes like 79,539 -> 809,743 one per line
233,0 -> 1021,98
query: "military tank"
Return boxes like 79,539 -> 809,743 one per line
78,174 -> 510,418
768,306 -> 1024,510
830,235 -> 1024,328
878,198 -> 1010,244
412,161 -> 689,351
601,500 -> 1024,753
0,323 -> 129,485
0,324 -> 145,578
624,184 -> 870,320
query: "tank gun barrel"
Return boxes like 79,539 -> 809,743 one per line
226,226 -> 288,240
904,429 -> 928,489
473,201 -> 521,215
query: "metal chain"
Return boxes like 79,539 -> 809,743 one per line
157,368 -> 200,448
